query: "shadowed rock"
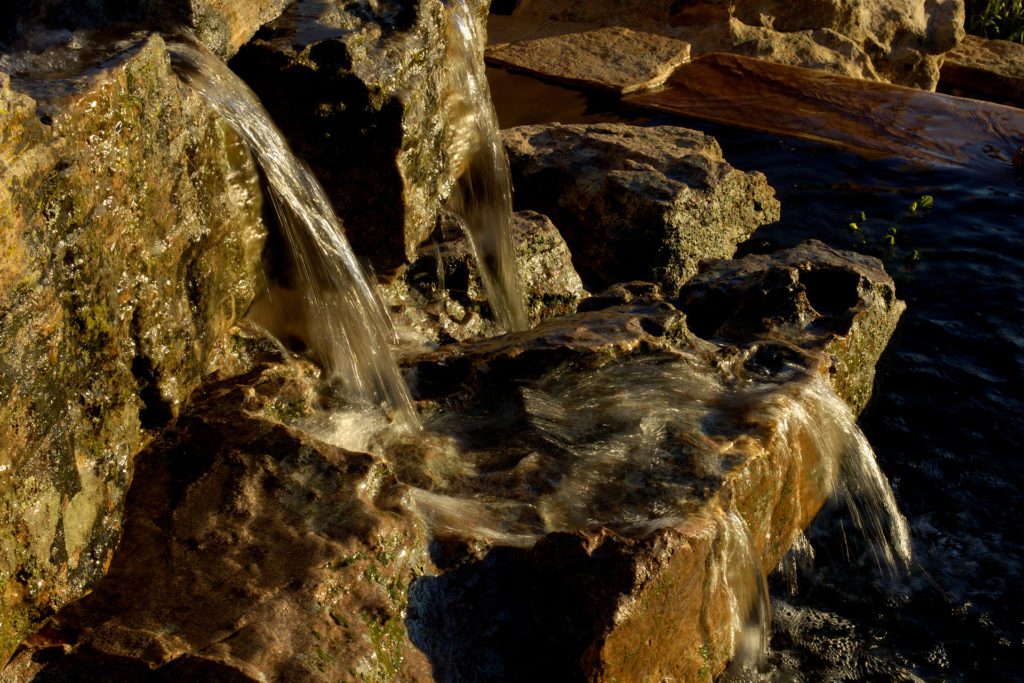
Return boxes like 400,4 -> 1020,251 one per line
229,0 -> 490,279
387,210 -> 587,344
2,0 -> 291,59
504,122 -> 780,292
2,363 -> 433,682
679,239 -> 907,413
941,34 -> 1024,107
0,34 -> 266,658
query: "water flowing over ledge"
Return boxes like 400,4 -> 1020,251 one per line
168,36 -> 418,428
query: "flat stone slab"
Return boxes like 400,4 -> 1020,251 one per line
626,53 -> 1024,168
486,17 -> 691,94
941,34 -> 1024,107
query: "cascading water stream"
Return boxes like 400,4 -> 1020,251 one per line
441,0 -> 528,332
167,37 -> 418,429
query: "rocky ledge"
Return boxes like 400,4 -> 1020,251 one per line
5,240 -> 904,681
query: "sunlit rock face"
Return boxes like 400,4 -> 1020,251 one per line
0,35 -> 266,658
229,0 -> 492,279
508,0 -> 964,90
504,123 -> 781,293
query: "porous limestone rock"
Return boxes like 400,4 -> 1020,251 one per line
230,0 -> 491,279
678,239 -> 907,414
0,34 -> 266,658
506,0 -> 965,90
503,123 -> 780,293
388,210 -> 587,344
941,34 -> 1024,107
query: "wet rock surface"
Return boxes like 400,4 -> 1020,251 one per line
504,122 -> 780,293
0,35 -> 266,657
229,0 -> 487,278
486,20 -> 692,94
392,242 -> 905,680
940,34 -> 1024,107
387,210 -> 587,344
679,240 -> 906,414
506,0 -> 965,90
3,362 -> 433,682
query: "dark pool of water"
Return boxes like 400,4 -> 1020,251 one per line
488,67 -> 1024,681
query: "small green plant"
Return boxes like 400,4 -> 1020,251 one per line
969,0 -> 1024,43
843,195 -> 933,270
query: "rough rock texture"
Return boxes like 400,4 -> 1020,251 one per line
507,0 -> 965,90
678,240 -> 906,414
3,242 -> 904,681
388,210 -> 587,344
5,0 -> 291,59
504,123 -> 780,293
2,363 -> 434,682
399,241 -> 904,680
230,0 -> 490,279
940,34 -> 1024,107
0,35 -> 266,658
486,22 -> 692,94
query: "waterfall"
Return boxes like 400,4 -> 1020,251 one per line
167,37 -> 418,429
442,0 -> 529,331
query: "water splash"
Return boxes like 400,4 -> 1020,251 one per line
441,0 -> 528,331
167,37 -> 417,428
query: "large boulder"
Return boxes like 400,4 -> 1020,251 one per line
0,34 -> 266,658
397,241 -> 905,681
2,361 -> 434,682
506,0 -> 965,90
230,0 -> 491,279
503,123 -> 780,293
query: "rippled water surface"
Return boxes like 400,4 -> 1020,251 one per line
488,67 -> 1024,680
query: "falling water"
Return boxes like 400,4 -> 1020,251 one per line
167,37 -> 417,428
393,350 -> 912,667
441,0 -> 528,331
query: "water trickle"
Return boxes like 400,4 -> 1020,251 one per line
441,0 -> 528,331
167,37 -> 417,428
